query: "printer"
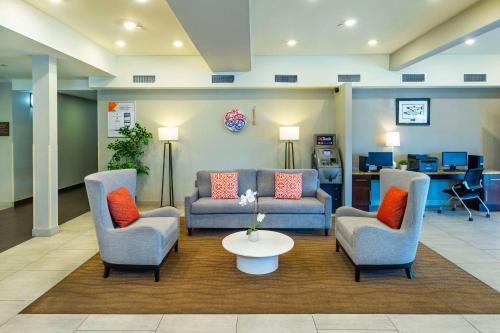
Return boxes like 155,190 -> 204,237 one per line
408,154 -> 438,172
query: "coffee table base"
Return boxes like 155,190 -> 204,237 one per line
236,255 -> 279,275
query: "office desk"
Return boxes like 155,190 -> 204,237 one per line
352,170 -> 500,212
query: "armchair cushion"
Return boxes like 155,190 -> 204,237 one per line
191,198 -> 254,214
258,197 -> 324,214
106,187 -> 139,228
377,186 -> 408,229
336,216 -> 388,247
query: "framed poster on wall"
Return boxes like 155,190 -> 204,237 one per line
396,98 -> 430,126
107,101 -> 136,137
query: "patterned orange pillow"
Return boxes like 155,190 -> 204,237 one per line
106,187 -> 140,228
275,172 -> 302,199
211,172 -> 238,199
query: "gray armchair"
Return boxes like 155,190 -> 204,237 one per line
85,169 -> 180,282
335,169 -> 430,282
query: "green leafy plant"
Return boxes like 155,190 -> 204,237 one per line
398,159 -> 408,166
107,123 -> 153,175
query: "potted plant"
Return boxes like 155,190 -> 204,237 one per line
239,189 -> 266,242
399,159 -> 408,171
107,123 -> 153,175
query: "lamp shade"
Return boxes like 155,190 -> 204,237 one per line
385,131 -> 400,147
158,127 -> 179,141
279,126 -> 300,141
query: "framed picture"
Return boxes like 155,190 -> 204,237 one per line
396,98 -> 430,126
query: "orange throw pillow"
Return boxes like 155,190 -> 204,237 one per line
211,172 -> 239,199
275,172 -> 302,199
377,186 -> 408,229
106,187 -> 140,228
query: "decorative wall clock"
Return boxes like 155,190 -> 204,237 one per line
224,108 -> 247,132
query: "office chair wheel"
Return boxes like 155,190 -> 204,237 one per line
437,209 -> 442,214
486,213 -> 490,218
468,217 -> 474,222
451,207 -> 456,211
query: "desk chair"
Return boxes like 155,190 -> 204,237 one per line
438,168 -> 490,221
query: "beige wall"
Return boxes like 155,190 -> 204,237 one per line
97,89 -> 335,204
352,88 -> 500,170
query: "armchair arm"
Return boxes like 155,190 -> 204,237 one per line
140,207 -> 179,218
316,188 -> 332,229
336,206 -> 377,218
184,187 -> 199,228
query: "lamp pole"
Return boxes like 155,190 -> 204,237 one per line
160,141 -> 174,207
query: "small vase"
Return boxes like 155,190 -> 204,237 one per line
248,230 -> 259,242
400,165 -> 408,171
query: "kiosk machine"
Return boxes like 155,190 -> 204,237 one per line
312,134 -> 342,212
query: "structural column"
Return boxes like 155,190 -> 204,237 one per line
32,55 -> 59,236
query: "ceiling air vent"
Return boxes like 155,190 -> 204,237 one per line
402,73 -> 426,83
212,75 -> 235,83
133,75 -> 156,84
338,74 -> 360,83
275,74 -> 298,83
464,74 -> 487,82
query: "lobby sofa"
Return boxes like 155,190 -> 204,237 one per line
185,168 -> 332,235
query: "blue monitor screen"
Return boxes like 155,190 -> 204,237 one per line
368,152 -> 393,167
442,152 -> 467,167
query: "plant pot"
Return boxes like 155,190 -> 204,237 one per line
248,230 -> 259,242
400,165 -> 408,171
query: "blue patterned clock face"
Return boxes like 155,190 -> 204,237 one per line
224,108 -> 247,132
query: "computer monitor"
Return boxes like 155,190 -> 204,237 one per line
442,152 -> 467,171
368,152 -> 393,170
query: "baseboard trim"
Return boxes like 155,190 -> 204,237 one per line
14,183 -> 85,207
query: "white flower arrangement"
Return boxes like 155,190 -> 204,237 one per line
239,189 -> 265,235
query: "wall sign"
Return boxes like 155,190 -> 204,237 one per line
107,101 -> 136,137
396,98 -> 431,126
0,122 -> 9,136
224,108 -> 246,132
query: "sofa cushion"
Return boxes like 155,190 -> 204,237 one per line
210,172 -> 238,199
336,216 -> 389,246
191,198 -> 254,214
106,187 -> 140,228
275,172 -> 302,199
197,169 -> 257,198
258,197 -> 324,214
257,169 -> 318,197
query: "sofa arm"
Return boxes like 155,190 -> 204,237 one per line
316,188 -> 332,229
336,206 -> 377,218
184,187 -> 199,228
140,207 -> 179,218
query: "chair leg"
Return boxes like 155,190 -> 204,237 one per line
188,228 -> 193,236
477,196 -> 491,218
355,267 -> 361,282
174,240 -> 179,252
324,228 -> 329,236
154,267 -> 160,282
103,264 -> 111,278
405,265 -> 413,279
336,239 -> 340,252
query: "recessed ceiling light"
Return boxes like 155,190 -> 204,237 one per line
368,39 -> 378,46
173,40 -> 184,48
115,40 -> 126,48
344,18 -> 357,27
50,0 -> 62,3
465,38 -> 476,45
287,39 -> 297,47
135,0 -> 149,3
123,21 -> 139,31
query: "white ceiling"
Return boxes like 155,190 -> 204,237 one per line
23,0 -> 199,56
0,27 -> 108,80
444,26 -> 500,54
251,0 -> 480,55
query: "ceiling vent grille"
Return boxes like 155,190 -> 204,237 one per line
402,73 -> 426,83
275,74 -> 298,83
133,75 -> 156,84
338,74 -> 360,83
212,75 -> 235,83
464,74 -> 487,82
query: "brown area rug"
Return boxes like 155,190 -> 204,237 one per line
23,220 -> 500,314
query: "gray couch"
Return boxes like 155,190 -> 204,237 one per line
85,169 -> 180,282
335,169 -> 430,282
185,169 -> 332,235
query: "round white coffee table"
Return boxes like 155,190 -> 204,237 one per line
222,230 -> 294,275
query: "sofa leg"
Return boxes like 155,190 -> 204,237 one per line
405,265 -> 413,280
335,239 -> 340,253
188,228 -> 193,236
154,267 -> 160,282
324,228 -> 329,236
174,240 -> 179,252
103,264 -> 111,279
355,267 -> 361,282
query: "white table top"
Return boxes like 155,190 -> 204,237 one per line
222,230 -> 294,258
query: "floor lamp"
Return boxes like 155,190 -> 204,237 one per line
159,127 -> 178,207
279,126 -> 300,169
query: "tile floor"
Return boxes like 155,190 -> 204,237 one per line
0,209 -> 498,332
